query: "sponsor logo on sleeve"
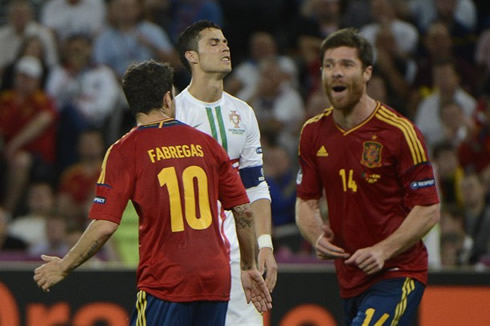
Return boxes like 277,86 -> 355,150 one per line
296,168 -> 303,185
410,179 -> 436,190
93,196 -> 106,204
256,147 -> 263,154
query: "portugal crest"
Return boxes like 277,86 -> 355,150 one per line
361,141 -> 383,168
229,110 -> 241,128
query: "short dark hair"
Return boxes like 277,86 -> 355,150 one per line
177,20 -> 222,72
122,59 -> 174,116
320,28 -> 373,68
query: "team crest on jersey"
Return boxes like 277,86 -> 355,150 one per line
228,110 -> 245,134
361,141 -> 383,168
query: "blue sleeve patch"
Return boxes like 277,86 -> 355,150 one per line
239,166 -> 265,189
93,196 -> 106,204
410,179 -> 435,190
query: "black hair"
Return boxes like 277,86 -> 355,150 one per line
176,20 -> 222,72
122,59 -> 174,116
320,28 -> 373,68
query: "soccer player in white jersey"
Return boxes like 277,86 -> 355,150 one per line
175,20 -> 277,326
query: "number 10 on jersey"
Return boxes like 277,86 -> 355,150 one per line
158,166 -> 212,232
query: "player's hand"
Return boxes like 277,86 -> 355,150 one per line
33,255 -> 68,292
315,225 -> 350,260
345,246 -> 385,274
258,247 -> 277,293
241,268 -> 273,313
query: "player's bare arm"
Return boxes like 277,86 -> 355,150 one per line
296,198 -> 349,260
251,198 -> 278,292
33,219 -> 118,292
346,203 -> 440,274
231,203 -> 273,312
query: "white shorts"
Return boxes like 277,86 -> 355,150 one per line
226,260 -> 263,326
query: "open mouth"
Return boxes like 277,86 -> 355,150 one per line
332,86 -> 347,92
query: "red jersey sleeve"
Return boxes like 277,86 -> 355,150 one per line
396,123 -> 440,208
210,137 -> 249,209
297,121 -> 323,200
88,137 -> 135,224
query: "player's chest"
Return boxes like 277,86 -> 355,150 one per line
314,130 -> 396,187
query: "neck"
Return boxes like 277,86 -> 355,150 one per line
136,109 -> 169,125
333,94 -> 377,130
187,73 -> 224,103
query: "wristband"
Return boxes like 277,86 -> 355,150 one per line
257,234 -> 273,250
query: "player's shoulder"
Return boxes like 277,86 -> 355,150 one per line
301,107 -> 333,131
374,103 -> 418,132
223,92 -> 254,111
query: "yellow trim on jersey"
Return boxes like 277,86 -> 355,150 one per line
339,101 -> 381,135
376,107 -> 427,165
136,290 -> 147,326
391,278 -> 415,326
97,143 -> 115,184
298,108 -> 332,156
97,130 -> 133,184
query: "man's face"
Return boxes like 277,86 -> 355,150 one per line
321,46 -> 370,111
195,28 -> 231,76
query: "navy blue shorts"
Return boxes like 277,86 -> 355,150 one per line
344,277 -> 425,326
130,290 -> 228,326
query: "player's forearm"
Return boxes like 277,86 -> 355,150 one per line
376,203 -> 440,260
251,198 -> 272,237
60,220 -> 118,273
295,198 -> 324,245
232,203 -> 257,270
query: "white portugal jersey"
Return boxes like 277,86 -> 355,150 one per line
175,87 -> 270,262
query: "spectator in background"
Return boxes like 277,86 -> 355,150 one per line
439,100 -> 474,146
0,56 -> 57,216
93,0 -> 177,79
361,0 -> 419,56
372,25 -> 417,116
248,58 -> 304,156
474,25 -> 490,94
290,0 -> 344,101
0,206 -> 27,251
167,0 -> 224,43
41,0 -> 106,41
410,22 -> 477,118
29,213 -> 69,258
458,96 -> 490,174
460,172 -> 490,265
409,0 -> 477,33
46,33 -> 120,170
432,141 -> 465,207
415,59 -> 477,148
8,182 -> 55,248
57,129 -> 104,228
439,204 -> 470,266
263,143 -> 304,256
225,31 -> 298,102
1,35 -> 51,92
0,0 -> 58,73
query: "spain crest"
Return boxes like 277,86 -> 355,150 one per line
361,141 -> 383,168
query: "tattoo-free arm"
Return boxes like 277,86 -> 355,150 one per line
295,197 -> 324,245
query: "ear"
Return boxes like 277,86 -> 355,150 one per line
184,50 -> 198,66
363,65 -> 373,83
162,90 -> 176,117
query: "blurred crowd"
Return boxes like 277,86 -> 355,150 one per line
0,0 -> 489,270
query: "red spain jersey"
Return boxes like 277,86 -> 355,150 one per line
89,119 -> 249,302
297,102 -> 439,298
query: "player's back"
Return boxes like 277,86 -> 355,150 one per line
93,118 -> 248,302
